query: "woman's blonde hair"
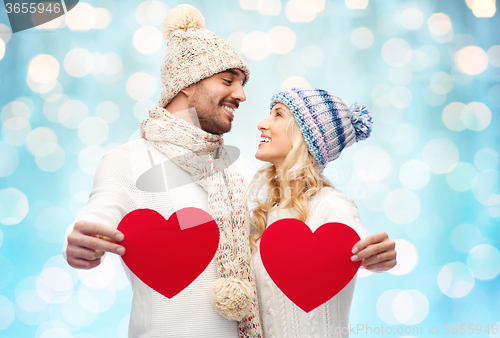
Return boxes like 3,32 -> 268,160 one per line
248,113 -> 333,251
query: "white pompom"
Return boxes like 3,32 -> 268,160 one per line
210,277 -> 253,321
162,4 -> 205,40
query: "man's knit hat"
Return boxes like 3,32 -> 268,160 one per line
271,87 -> 373,170
159,4 -> 250,107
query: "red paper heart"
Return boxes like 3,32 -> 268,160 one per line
260,219 -> 361,312
117,208 -> 219,298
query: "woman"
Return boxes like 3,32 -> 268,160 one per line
249,88 -> 396,337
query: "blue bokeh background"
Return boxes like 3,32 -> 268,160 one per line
1,0 -> 499,337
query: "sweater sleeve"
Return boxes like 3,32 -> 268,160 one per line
63,147 -> 138,259
314,189 -> 371,240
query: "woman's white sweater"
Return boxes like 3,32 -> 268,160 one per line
252,187 -> 370,338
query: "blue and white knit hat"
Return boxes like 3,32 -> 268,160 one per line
270,87 -> 373,170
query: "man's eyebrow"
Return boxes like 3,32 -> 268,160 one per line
220,68 -> 247,85
220,69 -> 240,77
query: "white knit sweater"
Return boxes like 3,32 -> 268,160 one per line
65,138 -> 239,338
252,187 -> 370,338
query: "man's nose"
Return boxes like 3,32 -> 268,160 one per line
232,83 -> 246,103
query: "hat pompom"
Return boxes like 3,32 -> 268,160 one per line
350,103 -> 373,142
162,4 -> 205,40
210,277 -> 253,321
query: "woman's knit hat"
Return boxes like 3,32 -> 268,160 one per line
271,87 -> 373,170
159,4 -> 250,107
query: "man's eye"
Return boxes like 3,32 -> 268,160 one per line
223,79 -> 232,85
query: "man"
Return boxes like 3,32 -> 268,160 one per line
65,4 -> 396,338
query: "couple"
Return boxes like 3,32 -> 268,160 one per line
64,4 -> 396,338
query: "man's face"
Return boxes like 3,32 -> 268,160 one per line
187,69 -> 247,135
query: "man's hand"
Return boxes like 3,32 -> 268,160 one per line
66,220 -> 125,269
351,232 -> 396,272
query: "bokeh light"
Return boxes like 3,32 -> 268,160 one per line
65,3 -> 97,30
351,27 -> 374,49
126,72 -> 157,101
0,188 -> 29,225
488,45 -> 500,67
474,148 -> 499,170
427,13 -> 453,43
390,123 -> 419,156
467,244 -> 500,280
438,262 -> 475,298
78,117 -> 109,146
450,224 -> 483,253
391,290 -> 429,325
0,39 -> 4,61
353,146 -> 392,182
389,239 -> 418,275
399,160 -> 430,190
28,54 -> 59,85
133,26 -> 163,54
345,0 -> 369,10
384,189 -> 421,224
59,100 -> 89,129
64,48 -> 94,78
242,31 -> 272,60
95,101 -> 120,124
280,76 -> 311,90
445,162 -> 478,192
0,141 -> 19,177
267,26 -> 296,54
472,169 -> 499,205
455,46 -> 489,75
461,102 -> 491,131
400,8 -> 424,30
300,45 -> 324,68
382,38 -> 412,66
422,138 -> 459,174
136,1 -> 169,26
0,295 -> 15,330
94,8 -> 112,29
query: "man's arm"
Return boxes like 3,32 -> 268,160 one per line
64,146 -> 138,269
351,232 -> 397,272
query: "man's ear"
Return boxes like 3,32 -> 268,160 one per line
180,83 -> 196,98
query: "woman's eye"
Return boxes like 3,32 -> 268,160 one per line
223,79 -> 232,85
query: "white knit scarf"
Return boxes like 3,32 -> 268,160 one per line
140,106 -> 262,338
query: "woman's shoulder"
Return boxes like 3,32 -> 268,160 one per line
310,186 -> 358,210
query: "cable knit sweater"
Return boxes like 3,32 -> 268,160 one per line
252,187 -> 370,338
64,138 -> 239,338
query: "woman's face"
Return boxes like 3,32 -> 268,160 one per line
255,103 -> 294,170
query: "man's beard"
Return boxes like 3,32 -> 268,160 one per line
189,82 -> 232,135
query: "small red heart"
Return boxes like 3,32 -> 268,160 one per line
117,208 -> 219,298
260,219 -> 361,312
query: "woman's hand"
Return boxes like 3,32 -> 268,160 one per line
351,232 -> 396,272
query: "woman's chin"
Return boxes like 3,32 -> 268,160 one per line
255,152 -> 270,163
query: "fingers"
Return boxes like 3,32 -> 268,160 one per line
74,220 -> 124,242
351,232 -> 388,255
68,231 -> 125,255
362,256 -> 397,273
66,245 -> 106,262
361,249 -> 397,268
67,256 -> 102,270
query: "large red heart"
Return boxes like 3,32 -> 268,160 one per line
117,208 -> 219,298
260,219 -> 361,312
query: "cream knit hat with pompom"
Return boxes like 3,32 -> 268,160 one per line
159,4 -> 250,107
